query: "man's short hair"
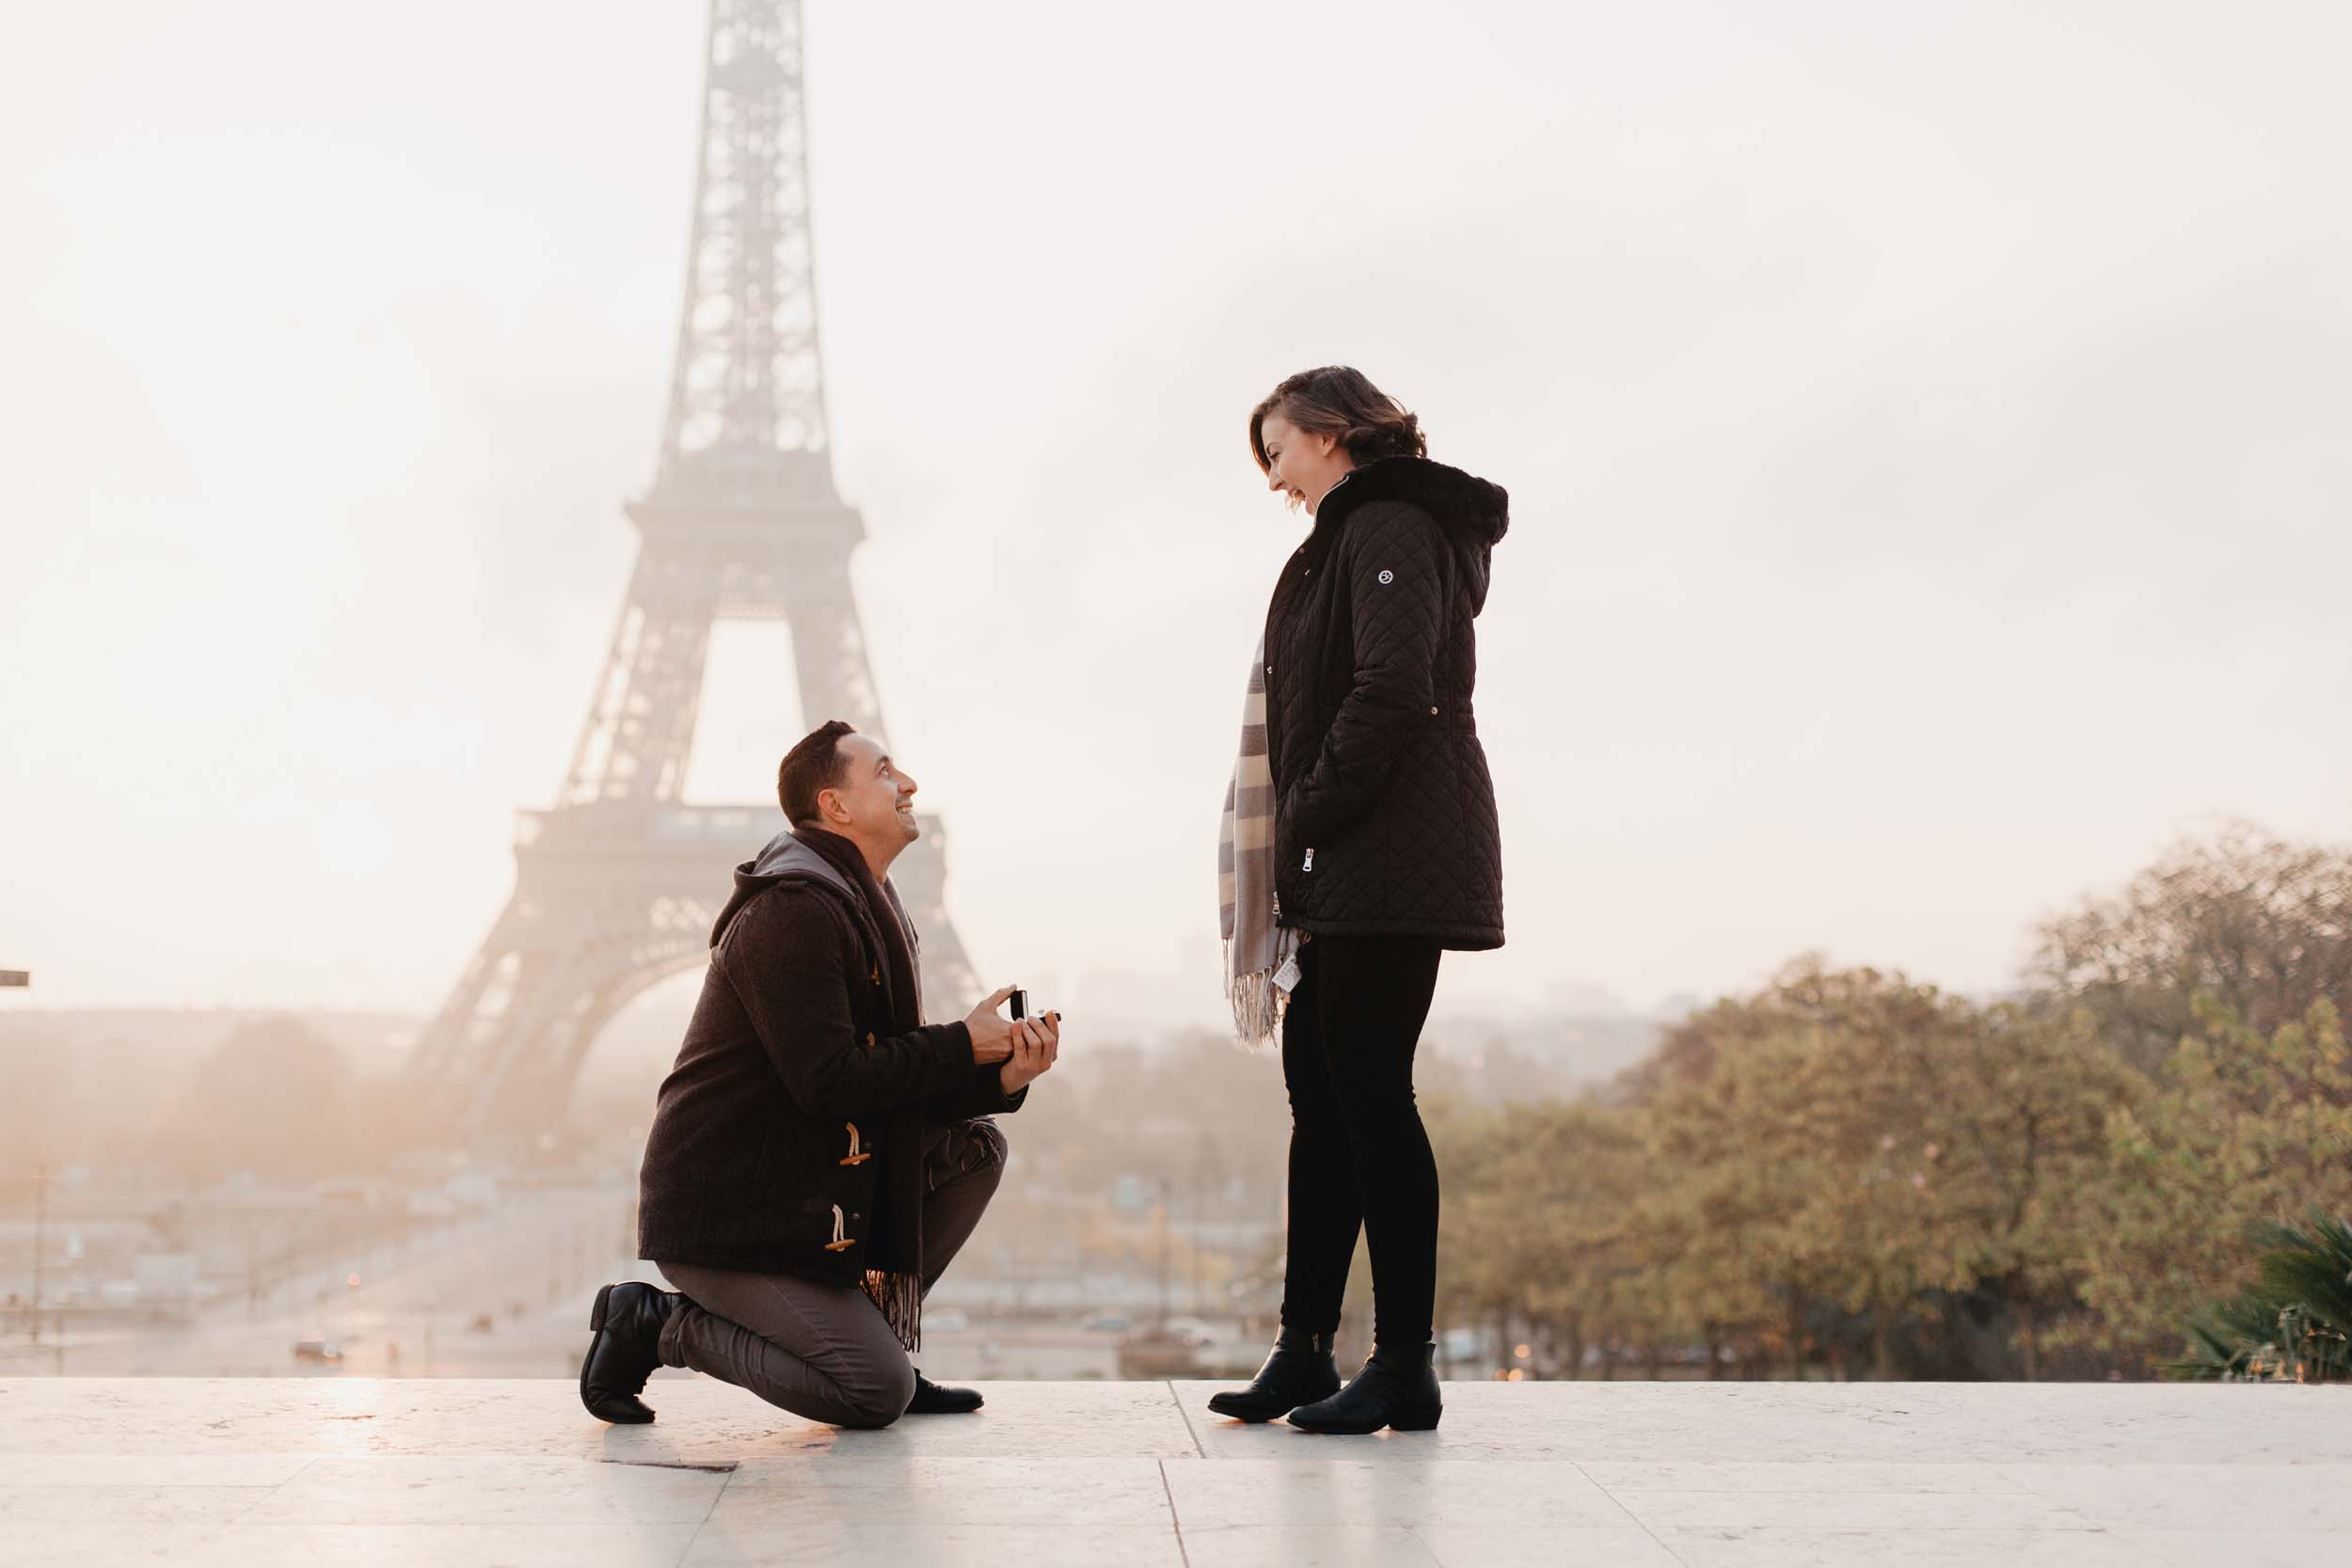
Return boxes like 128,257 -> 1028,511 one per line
778,720 -> 859,825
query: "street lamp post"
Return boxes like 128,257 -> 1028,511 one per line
6,970 -> 37,1344
29,1164 -> 49,1345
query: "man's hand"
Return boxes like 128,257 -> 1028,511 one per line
999,1010 -> 1059,1095
964,986 -> 1023,1064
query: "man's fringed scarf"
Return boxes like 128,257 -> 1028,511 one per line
801,830 -> 932,1354
860,872 -> 934,1352
1220,632 -> 1304,1050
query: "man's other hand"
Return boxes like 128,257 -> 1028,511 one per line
965,986 -> 1021,1063
999,1011 -> 1059,1095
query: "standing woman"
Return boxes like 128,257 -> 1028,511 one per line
1212,366 -> 1507,1433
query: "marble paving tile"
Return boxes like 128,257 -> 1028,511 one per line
178,1521 -> 704,1568
1995,1461 -> 2352,1531
1411,1522 -> 1687,1567
0,1483 -> 275,1527
681,1519 -> 1188,1567
13,1522 -> 241,1568
3,1379 -> 2349,1568
723,1379 -> 1200,1459
240,1453 -> 726,1525
2117,1527 -> 2352,1568
1163,1457 -> 1634,1528
1172,1379 -> 2352,1464
0,1484 -> 276,1568
1650,1524 -> 2153,1567
1179,1523 -> 1441,1567
0,1378 -> 1201,1461
712,1455 -> 1172,1526
1612,1488 -> 2095,1529
1578,1460 -> 2027,1494
0,1453 -> 317,1487
9,1377 -> 2347,1465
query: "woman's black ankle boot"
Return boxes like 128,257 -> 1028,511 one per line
1285,1340 -> 1441,1434
1205,1327 -> 1342,1422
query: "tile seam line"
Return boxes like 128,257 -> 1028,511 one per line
183,1451 -> 321,1556
1168,1379 -> 1206,1459
1572,1453 -> 1695,1567
1968,1462 -> 2133,1534
1629,1523 -> 2146,1531
674,1457 -> 735,1568
1158,1458 -> 1193,1568
1395,1520 -> 1457,1567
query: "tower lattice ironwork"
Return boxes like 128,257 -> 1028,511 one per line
408,0 -> 977,1135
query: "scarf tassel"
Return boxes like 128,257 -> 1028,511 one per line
863,1268 -> 924,1354
1224,941 -> 1292,1052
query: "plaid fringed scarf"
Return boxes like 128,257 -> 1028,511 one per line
1220,632 -> 1304,1050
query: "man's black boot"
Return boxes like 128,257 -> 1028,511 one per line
1205,1327 -> 1341,1422
1285,1341 -> 1441,1434
580,1282 -> 681,1425
905,1370 -> 984,1414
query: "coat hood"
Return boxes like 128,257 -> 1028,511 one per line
710,828 -> 862,947
1313,455 -> 1509,611
1318,456 -> 1509,546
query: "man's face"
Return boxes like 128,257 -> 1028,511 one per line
819,733 -> 919,847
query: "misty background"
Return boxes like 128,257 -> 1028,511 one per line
5,0 -> 2350,1393
5,0 -> 2345,1033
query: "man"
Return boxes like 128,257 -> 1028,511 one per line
580,720 -> 1059,1429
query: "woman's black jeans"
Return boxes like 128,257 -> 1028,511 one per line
1278,931 -> 1444,1350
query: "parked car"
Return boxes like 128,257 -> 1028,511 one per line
291,1338 -> 342,1363
1161,1316 -> 1217,1347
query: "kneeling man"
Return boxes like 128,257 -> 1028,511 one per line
580,721 -> 1058,1428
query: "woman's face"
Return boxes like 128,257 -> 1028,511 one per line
1260,412 -> 1354,515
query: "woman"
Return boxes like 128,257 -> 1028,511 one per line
1212,365 -> 1507,1433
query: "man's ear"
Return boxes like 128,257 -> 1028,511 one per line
817,787 -> 850,827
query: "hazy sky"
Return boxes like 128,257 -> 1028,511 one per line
3,0 -> 2346,1030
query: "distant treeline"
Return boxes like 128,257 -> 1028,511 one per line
1425,823 -> 2352,1381
11,825 -> 2346,1385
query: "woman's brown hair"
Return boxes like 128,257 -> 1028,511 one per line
1248,365 -> 1426,473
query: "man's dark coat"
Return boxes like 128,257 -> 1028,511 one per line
636,828 -> 1024,1287
1263,455 -> 1509,950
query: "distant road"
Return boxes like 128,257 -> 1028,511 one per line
3,1187 -> 653,1378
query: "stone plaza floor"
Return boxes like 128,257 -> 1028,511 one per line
0,1376 -> 2344,1566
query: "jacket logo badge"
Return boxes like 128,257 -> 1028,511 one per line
1377,569 -> 1394,584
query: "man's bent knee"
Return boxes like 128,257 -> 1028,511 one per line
932,1118 -> 1007,1190
839,1358 -> 917,1429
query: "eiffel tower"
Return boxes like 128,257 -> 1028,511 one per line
408,0 -> 978,1136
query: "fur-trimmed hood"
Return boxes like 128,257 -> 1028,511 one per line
1310,456 -> 1509,612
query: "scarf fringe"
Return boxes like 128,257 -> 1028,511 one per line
1223,935 -> 1298,1053
863,1267 -> 923,1354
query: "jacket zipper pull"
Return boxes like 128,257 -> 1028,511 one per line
1303,847 -> 1315,872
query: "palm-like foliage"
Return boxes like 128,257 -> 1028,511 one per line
2171,1211 -> 2352,1382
